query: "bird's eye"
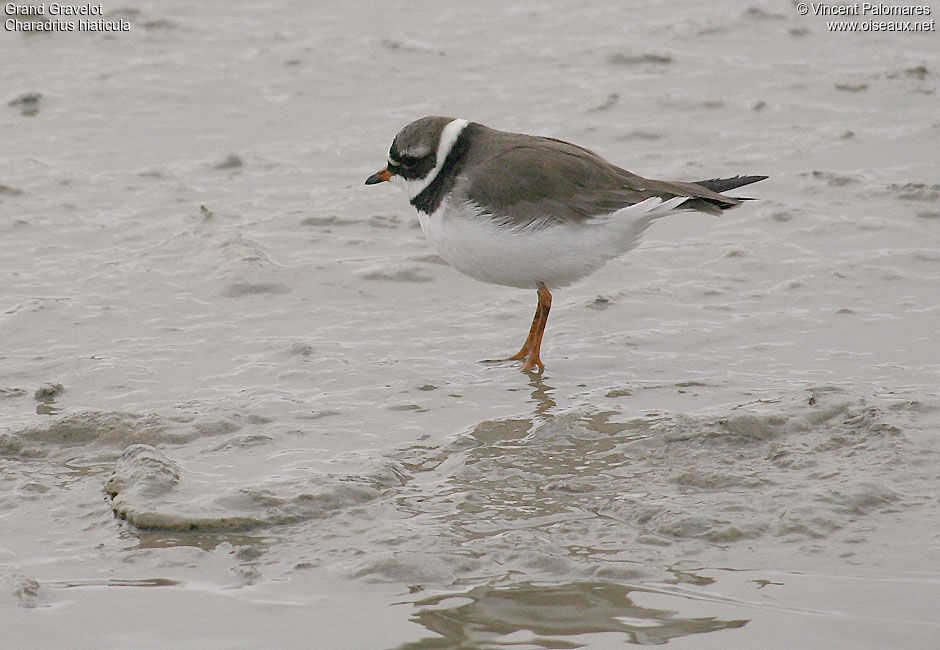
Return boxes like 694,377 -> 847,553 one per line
387,150 -> 434,181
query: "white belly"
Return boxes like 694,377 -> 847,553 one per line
416,198 -> 682,290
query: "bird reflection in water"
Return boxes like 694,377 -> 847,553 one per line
394,581 -> 747,648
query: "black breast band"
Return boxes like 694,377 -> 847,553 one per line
411,123 -> 476,215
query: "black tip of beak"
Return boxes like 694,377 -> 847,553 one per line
365,167 -> 394,185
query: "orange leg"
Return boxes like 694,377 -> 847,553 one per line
507,283 -> 552,372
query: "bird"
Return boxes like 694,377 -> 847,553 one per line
365,116 -> 766,373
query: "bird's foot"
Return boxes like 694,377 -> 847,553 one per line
480,351 -> 544,373
520,356 -> 544,374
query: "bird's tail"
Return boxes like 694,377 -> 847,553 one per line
606,196 -> 690,254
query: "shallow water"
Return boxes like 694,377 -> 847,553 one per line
2,1 -> 939,648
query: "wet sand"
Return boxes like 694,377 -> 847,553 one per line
2,1 -> 938,648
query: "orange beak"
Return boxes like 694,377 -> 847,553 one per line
365,168 -> 394,185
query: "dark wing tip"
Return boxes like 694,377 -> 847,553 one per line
695,175 -> 768,194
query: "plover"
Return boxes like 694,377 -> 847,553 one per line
366,116 -> 766,372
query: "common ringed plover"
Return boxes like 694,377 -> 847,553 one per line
366,116 -> 766,373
